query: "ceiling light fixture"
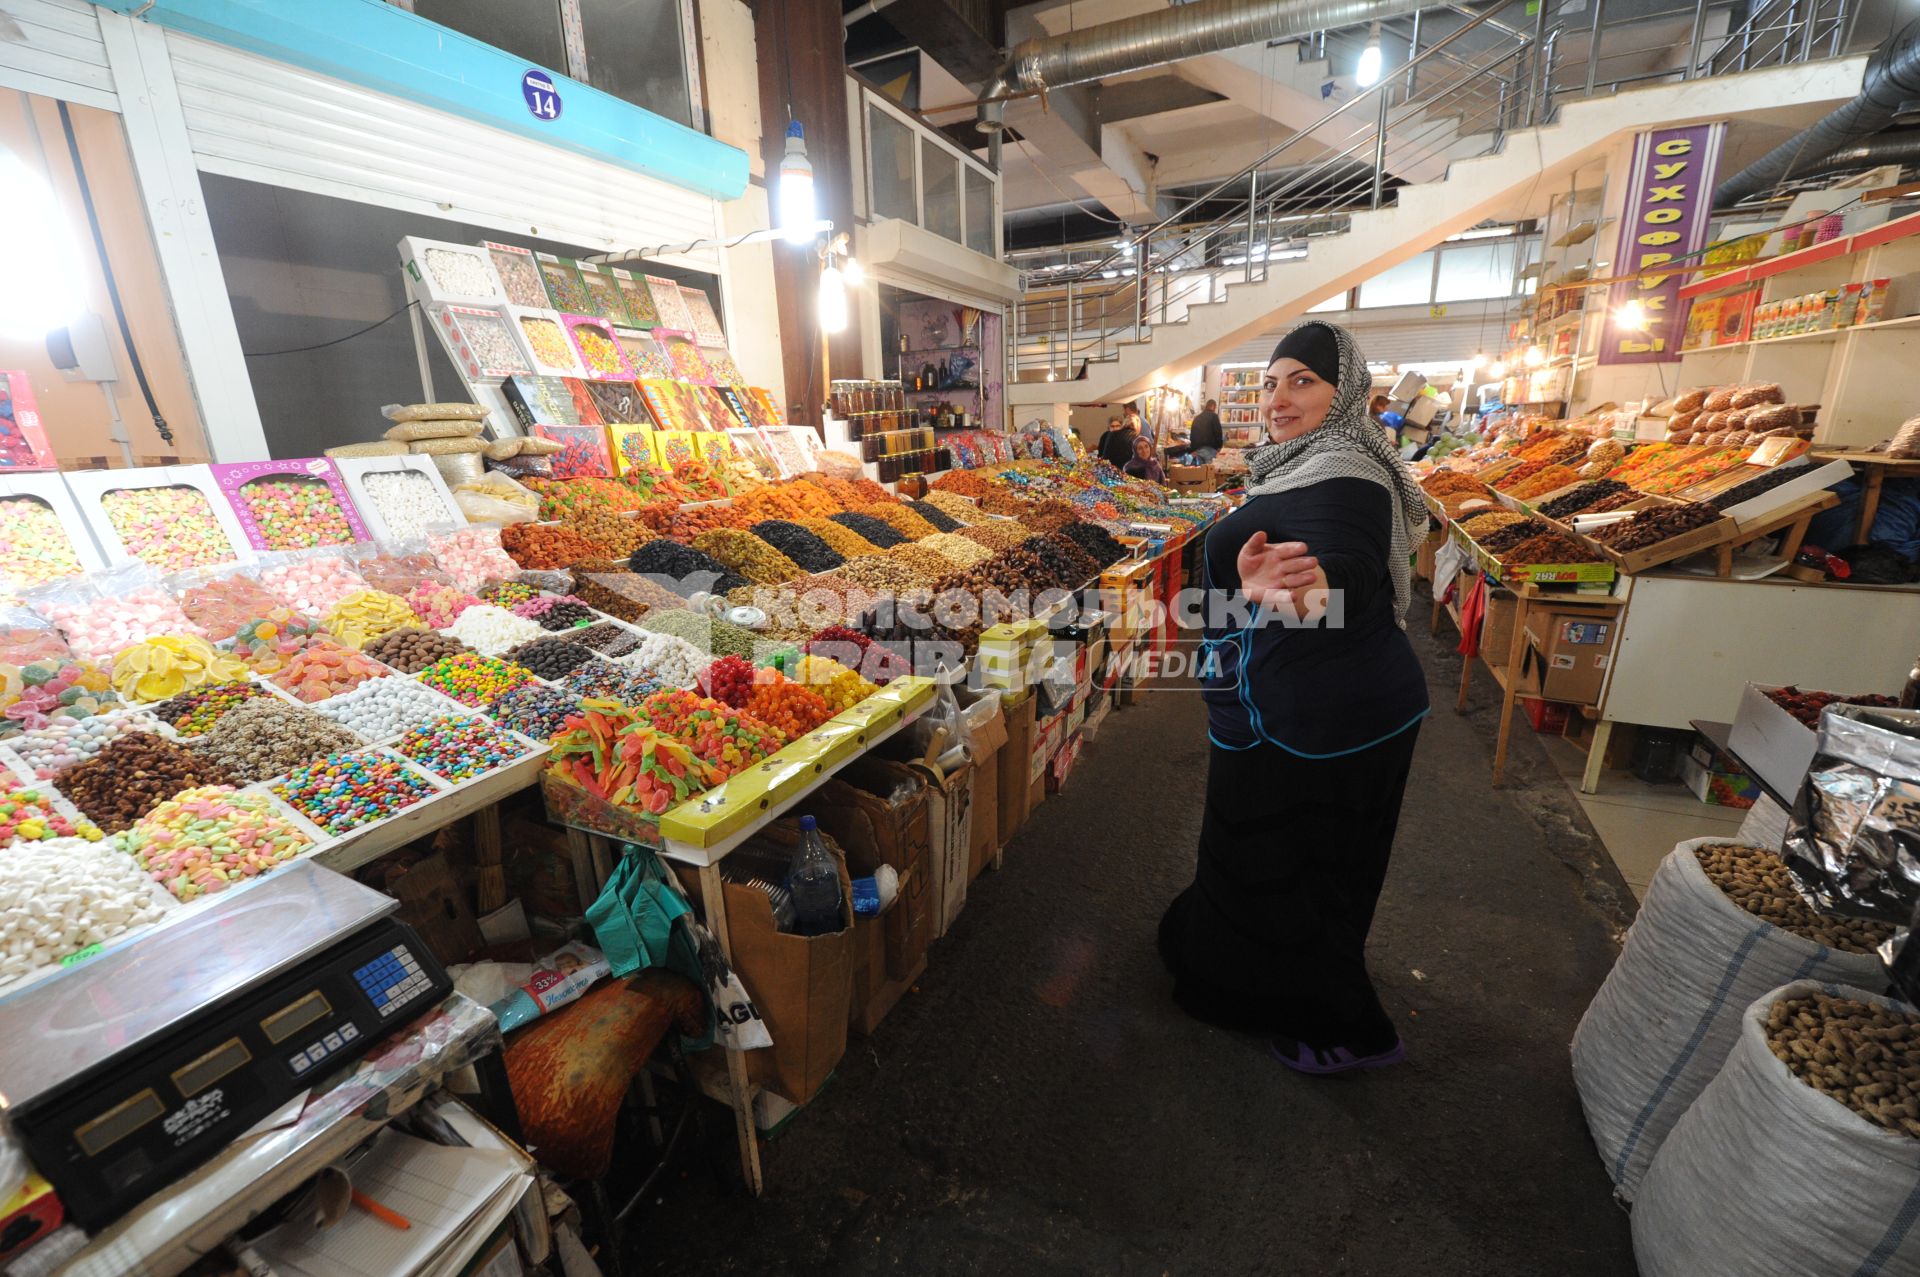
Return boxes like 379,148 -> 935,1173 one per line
1356,22 -> 1384,87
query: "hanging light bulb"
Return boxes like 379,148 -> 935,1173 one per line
1356,22 -> 1384,87
1615,299 -> 1649,331
1488,359 -> 1508,379
1523,343 -> 1546,367
1046,367 -> 1058,382
1470,350 -> 1488,369
778,120 -> 817,246
816,264 -> 848,334
842,253 -> 866,288
0,149 -> 85,342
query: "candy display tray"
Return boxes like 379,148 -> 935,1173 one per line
431,303 -> 531,382
210,458 -> 372,551
0,472 -> 110,584
332,455 -> 468,543
506,305 -> 588,380
63,464 -> 255,570
398,236 -> 509,309
0,704 -> 175,786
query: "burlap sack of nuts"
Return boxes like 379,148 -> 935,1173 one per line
1634,980 -> 1920,1276
1571,837 -> 1886,1202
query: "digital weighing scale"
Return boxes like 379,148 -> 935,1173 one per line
0,861 -> 451,1232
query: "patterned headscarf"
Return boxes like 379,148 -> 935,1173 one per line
1245,320 -> 1429,626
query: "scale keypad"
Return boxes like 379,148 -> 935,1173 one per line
353,945 -> 429,1018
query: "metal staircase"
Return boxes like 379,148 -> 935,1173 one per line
1009,0 -> 1861,405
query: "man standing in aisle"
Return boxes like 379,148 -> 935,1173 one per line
1187,399 -> 1223,463
1096,415 -> 1137,469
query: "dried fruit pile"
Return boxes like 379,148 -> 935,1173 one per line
1764,685 -> 1899,729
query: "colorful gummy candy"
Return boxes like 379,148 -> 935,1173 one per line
485,684 -> 581,742
119,786 -> 313,900
0,497 -> 83,589
259,555 -> 368,614
41,587 -> 207,663
272,749 -> 437,834
0,658 -> 115,737
231,608 -> 330,674
99,485 -> 237,572
150,680 -> 268,736
416,652 -> 537,707
478,580 -> 539,609
634,687 -> 784,780
394,715 -> 530,782
547,699 -> 718,815
109,635 -> 248,703
425,527 -> 519,592
790,654 -> 878,712
0,785 -> 101,844
745,673 -> 835,737
0,626 -> 69,666
238,476 -> 353,549
270,641 -> 391,703
323,590 -> 422,649
405,581 -> 482,627
176,572 -> 285,641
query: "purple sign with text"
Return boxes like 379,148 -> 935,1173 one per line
1598,123 -> 1725,365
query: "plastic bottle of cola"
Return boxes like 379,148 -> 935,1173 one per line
786,815 -> 844,937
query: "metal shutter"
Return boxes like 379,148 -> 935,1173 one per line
0,0 -> 118,111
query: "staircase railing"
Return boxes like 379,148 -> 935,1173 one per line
1012,0 -> 1854,383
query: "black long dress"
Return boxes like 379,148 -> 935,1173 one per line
1158,477 -> 1428,1052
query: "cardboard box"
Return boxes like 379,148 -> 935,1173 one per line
812,763 -> 932,984
1728,682 -> 1817,799
1481,589 -> 1517,667
1046,731 -> 1083,793
995,691 -> 1036,844
964,695 -> 1008,881
1519,607 -> 1617,705
680,825 -> 854,1106
911,758 -> 974,939
1564,712 -> 1635,769
1167,463 -> 1215,493
1680,749 -> 1760,809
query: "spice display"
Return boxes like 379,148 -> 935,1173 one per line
1538,480 -> 1633,519
312,677 -> 455,743
0,497 -> 83,588
1589,503 -> 1722,551
259,555 -> 369,615
417,652 -> 538,707
395,715 -> 531,782
446,604 -> 548,657
99,485 -> 237,571
574,571 -> 687,621
59,732 -> 236,833
906,499 -> 963,533
560,658 -> 661,701
748,521 -> 845,574
10,709 -> 159,779
548,701 -> 717,815
1456,510 -> 1528,540
177,572 -> 284,640
486,684 -> 581,741
405,581 -> 482,628
635,688 -> 784,777
188,697 -> 365,783
42,587 -> 206,664
0,785 -> 100,843
1710,465 -> 1817,511
270,641 -> 393,702
1499,533 -> 1595,567
108,635 -> 247,703
1765,992 -> 1920,1138
359,469 -> 450,538
829,511 -> 908,548
273,749 -> 438,835
231,609 -> 329,673
427,526 -> 520,591
503,637 -> 597,678
791,654 -> 878,712
237,476 -> 355,549
1763,685 -> 1899,729
150,680 -> 269,736
628,540 -> 749,594
361,627 -> 470,674
691,529 -> 804,584
630,631 -> 706,688
323,590 -> 423,649
570,620 -> 641,657
1693,843 -> 1894,952
0,659 -> 115,736
0,838 -> 171,985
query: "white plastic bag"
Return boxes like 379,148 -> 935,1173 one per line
1571,837 -> 1884,1201
1633,980 -> 1920,1276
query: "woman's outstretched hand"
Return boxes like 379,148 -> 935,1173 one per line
1236,532 -> 1327,616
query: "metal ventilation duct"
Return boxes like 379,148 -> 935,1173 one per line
977,0 -> 1429,131
1714,18 -> 1920,207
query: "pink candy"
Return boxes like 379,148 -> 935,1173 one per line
405,581 -> 482,627
40,587 -> 206,663
259,555 -> 368,614
426,528 -> 519,593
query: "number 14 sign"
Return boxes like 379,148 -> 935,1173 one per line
522,70 -> 563,120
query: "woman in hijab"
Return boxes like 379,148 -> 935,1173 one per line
1123,433 -> 1165,482
1158,320 -> 1430,1075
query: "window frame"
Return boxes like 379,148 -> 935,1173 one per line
860,87 -> 1000,259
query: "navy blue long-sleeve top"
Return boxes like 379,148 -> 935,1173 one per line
1199,477 -> 1429,756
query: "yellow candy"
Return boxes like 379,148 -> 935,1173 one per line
323,590 -> 422,649
110,634 -> 247,701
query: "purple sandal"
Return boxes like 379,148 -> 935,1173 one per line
1270,1036 -> 1406,1075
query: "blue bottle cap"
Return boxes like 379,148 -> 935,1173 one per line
799,815 -> 817,831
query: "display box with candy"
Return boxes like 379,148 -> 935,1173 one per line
533,252 -> 595,315
610,266 -> 660,329
63,464 -> 251,573
573,261 -> 635,328
565,315 -> 635,382
656,334 -> 717,386
0,474 -> 107,594
501,373 -> 580,431
619,329 -> 673,380
333,456 -> 465,542
483,241 -> 552,310
399,236 -> 509,308
210,459 -> 371,552
431,304 -> 531,382
531,425 -> 615,480
270,746 -> 442,836
681,287 -> 727,345
644,275 -> 695,334
608,424 -> 659,476
580,379 -> 648,427
506,305 -> 586,379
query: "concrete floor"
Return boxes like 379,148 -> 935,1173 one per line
636,610 -> 1642,1275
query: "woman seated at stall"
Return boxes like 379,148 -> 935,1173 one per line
1123,434 -> 1166,483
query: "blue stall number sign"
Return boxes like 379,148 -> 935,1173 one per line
523,70 -> 562,120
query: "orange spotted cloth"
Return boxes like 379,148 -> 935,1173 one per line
503,971 -> 704,1179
